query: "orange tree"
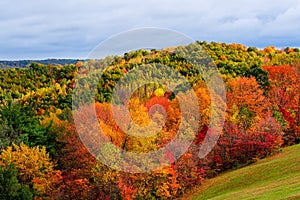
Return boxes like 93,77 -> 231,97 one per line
0,143 -> 62,199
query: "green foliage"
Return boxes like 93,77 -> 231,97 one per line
247,63 -> 270,90
0,101 -> 37,149
0,41 -> 299,199
272,106 -> 288,128
0,165 -> 33,200
0,101 -> 58,157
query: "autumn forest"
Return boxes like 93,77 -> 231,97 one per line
0,41 -> 299,199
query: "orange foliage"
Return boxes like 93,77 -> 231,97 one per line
263,65 -> 299,110
0,143 -> 62,198
227,76 -> 269,117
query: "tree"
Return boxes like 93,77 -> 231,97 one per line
0,101 -> 35,149
56,123 -> 105,199
0,165 -> 33,200
263,64 -> 300,144
0,143 -> 62,199
227,77 -> 270,132
0,101 -> 56,155
263,65 -> 299,111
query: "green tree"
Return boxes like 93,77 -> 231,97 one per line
0,165 -> 33,200
0,101 -> 57,157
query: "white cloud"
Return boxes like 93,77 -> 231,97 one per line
0,0 -> 299,59
261,4 -> 300,37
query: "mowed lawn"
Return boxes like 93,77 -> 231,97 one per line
186,144 -> 300,200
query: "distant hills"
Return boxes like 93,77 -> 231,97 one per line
0,59 -> 83,68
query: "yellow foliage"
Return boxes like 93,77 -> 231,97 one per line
0,143 -> 62,198
154,88 -> 165,97
129,98 -> 151,127
99,121 -> 127,148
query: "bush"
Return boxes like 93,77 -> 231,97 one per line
203,123 -> 282,175
0,165 -> 33,200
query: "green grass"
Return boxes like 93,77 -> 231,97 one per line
187,144 -> 300,200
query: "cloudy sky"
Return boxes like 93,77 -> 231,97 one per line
0,0 -> 300,60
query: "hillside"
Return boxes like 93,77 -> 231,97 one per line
0,42 -> 299,199
0,59 -> 82,68
187,144 -> 300,200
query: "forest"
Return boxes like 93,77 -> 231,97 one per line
0,59 -> 81,69
0,41 -> 299,199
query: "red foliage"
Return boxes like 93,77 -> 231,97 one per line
263,64 -> 300,144
205,123 -> 282,174
279,105 -> 296,129
118,177 -> 138,200
56,124 -> 100,199
145,96 -> 170,118
195,124 -> 208,145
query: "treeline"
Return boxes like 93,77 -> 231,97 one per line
0,42 -> 299,199
0,59 -> 82,68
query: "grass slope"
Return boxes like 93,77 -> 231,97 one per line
187,144 -> 300,200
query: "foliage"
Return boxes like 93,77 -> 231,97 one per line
0,164 -> 33,200
0,101 -> 60,158
0,41 -> 299,199
0,143 -> 62,199
227,77 -> 270,133
263,64 -> 300,145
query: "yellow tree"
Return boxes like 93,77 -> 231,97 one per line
0,143 -> 62,199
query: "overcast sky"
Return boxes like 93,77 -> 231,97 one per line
0,0 -> 300,60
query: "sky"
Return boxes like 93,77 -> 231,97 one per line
0,0 -> 300,60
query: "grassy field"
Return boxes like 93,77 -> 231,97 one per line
185,144 -> 300,200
